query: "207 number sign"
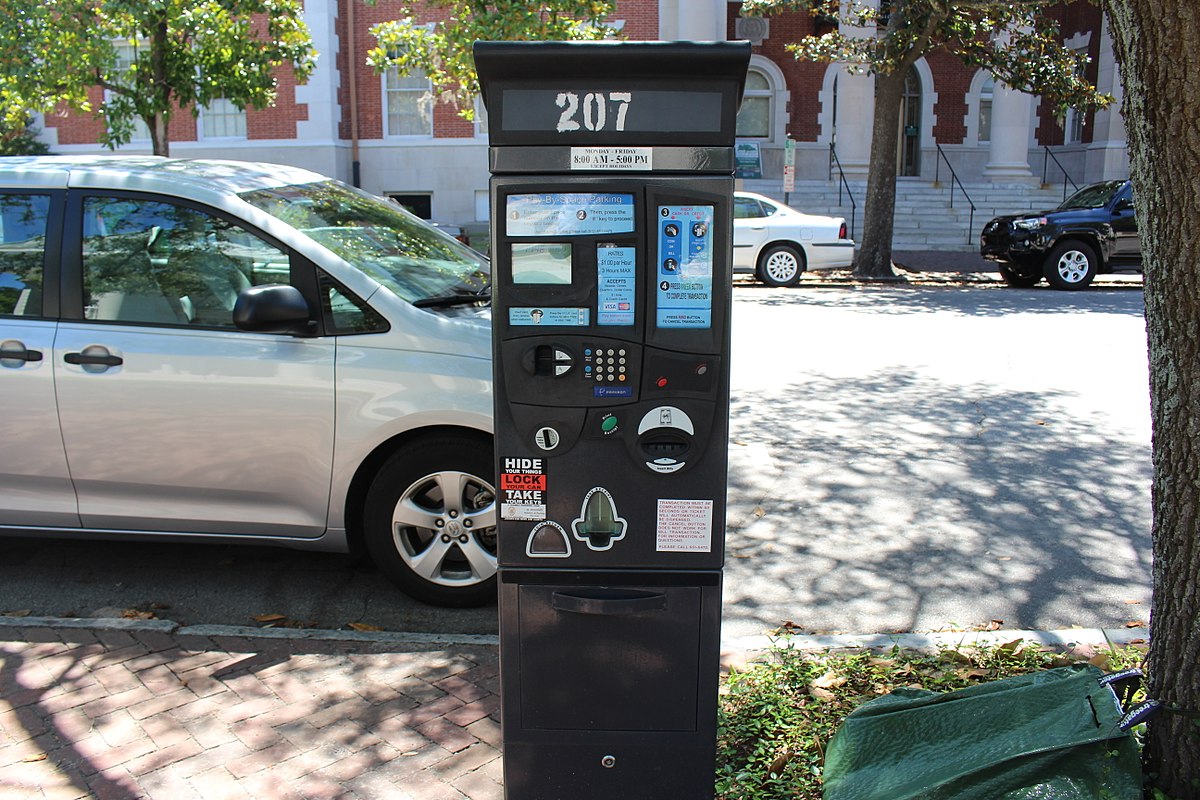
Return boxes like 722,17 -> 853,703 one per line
555,92 -> 632,133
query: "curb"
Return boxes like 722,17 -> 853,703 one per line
0,615 -> 1145,654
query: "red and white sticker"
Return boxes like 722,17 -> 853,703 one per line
501,457 -> 547,521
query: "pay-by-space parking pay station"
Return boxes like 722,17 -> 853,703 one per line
476,40 -> 751,799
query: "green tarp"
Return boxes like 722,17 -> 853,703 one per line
823,664 -> 1142,800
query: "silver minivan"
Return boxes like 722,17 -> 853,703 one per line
0,156 -> 496,607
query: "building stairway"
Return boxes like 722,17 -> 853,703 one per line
746,179 -> 1072,252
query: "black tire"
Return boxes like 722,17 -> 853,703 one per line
756,244 -> 805,287
363,433 -> 497,607
997,261 -> 1042,288
1043,240 -> 1098,290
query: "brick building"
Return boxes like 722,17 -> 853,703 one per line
36,0 -> 1126,237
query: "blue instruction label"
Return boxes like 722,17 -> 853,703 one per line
656,206 -> 714,329
597,245 -> 636,326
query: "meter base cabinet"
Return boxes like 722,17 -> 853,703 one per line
500,571 -> 722,800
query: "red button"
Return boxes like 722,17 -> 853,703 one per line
656,377 -> 668,388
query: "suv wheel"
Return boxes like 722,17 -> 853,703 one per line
1043,240 -> 1098,290
364,434 -> 497,607
998,262 -> 1042,288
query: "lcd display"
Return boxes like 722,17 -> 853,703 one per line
512,242 -> 573,285
506,193 -> 635,237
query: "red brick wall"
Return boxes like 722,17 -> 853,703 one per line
248,64 -> 308,140
927,51 -> 972,144
728,4 -> 827,140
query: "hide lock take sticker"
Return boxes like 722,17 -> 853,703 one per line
500,457 -> 547,521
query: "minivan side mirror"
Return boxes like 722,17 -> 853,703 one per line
233,284 -> 314,336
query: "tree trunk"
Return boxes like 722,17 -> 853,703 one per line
1104,0 -> 1200,795
150,113 -> 169,157
853,68 -> 905,279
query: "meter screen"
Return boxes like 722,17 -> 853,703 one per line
512,242 -> 572,284
656,205 -> 714,329
505,193 -> 635,237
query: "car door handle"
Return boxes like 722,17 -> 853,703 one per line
64,352 -> 124,367
0,345 -> 43,362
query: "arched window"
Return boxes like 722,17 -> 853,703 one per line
978,76 -> 994,143
736,69 -> 773,139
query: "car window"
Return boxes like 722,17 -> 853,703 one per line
0,194 -> 51,317
81,196 -> 292,328
734,197 -> 764,219
1058,181 -> 1126,210
318,271 -> 388,334
239,180 -> 489,306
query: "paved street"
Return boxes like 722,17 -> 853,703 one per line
0,279 -> 1153,640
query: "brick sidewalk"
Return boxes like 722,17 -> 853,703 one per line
0,625 -> 501,799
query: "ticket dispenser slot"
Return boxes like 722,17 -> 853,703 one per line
477,39 -> 749,800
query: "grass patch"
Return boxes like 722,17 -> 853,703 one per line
716,635 -> 1147,800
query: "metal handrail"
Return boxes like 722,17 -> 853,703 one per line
933,144 -> 977,244
828,143 -> 858,240
1042,146 -> 1080,202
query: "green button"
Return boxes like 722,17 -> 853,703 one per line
601,415 -> 618,432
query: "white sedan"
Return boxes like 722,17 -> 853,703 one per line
733,191 -> 855,286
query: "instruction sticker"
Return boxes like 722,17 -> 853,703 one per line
597,245 -> 636,326
501,457 -> 547,521
506,193 -> 635,237
655,499 -> 714,552
509,307 -> 590,326
656,205 -> 714,329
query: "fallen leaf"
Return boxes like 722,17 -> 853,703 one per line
867,657 -> 896,668
767,749 -> 793,776
253,613 -> 287,624
1089,653 -> 1112,670
957,668 -> 990,680
811,671 -> 847,690
753,506 -> 766,518
121,609 -> 156,620
1125,621 -> 1145,628
808,686 -> 838,702
1034,420 -> 1047,426
1124,599 -> 1143,605
997,639 -> 1026,655
21,754 -> 47,763
348,622 -> 384,632
4,610 -> 32,618
1128,638 -> 1147,645
986,619 -> 1004,631
997,556 -> 1012,561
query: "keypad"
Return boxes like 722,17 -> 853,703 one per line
582,346 -> 629,383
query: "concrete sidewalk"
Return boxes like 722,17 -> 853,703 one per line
1,622 -> 502,800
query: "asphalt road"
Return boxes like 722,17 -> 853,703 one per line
0,281 -> 1152,639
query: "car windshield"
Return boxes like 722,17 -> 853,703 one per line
1058,181 -> 1126,210
239,180 -> 489,305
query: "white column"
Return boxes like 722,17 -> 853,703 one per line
984,82 -> 1034,181
833,67 -> 874,178
1087,23 -> 1130,180
659,0 -> 727,41
833,0 -> 877,178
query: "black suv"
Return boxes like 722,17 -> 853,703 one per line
980,180 -> 1141,290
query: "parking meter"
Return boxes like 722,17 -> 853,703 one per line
476,40 -> 750,799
